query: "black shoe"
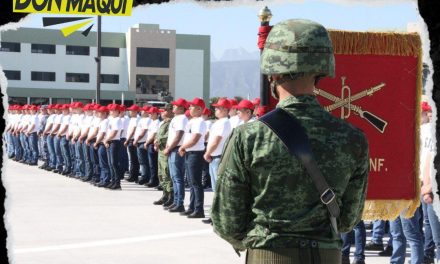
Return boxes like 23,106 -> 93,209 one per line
53,169 -> 60,173
104,182 -> 115,188
61,170 -> 70,176
164,203 -> 176,210
110,183 -> 122,190
169,205 -> 185,213
46,167 -> 54,171
422,257 -> 435,264
153,194 -> 167,205
351,260 -> 365,264
19,160 -> 26,164
341,256 -> 350,264
82,177 -> 92,182
29,163 -> 38,166
180,209 -> 194,216
138,179 -> 148,185
97,182 -> 108,188
365,241 -> 384,251
39,163 -> 48,169
202,218 -> 212,224
126,176 -> 137,182
378,245 -> 393,257
155,185 -> 163,191
146,182 -> 158,188
187,211 -> 205,218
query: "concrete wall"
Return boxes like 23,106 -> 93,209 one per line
175,49 -> 204,100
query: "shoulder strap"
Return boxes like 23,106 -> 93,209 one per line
259,108 -> 340,233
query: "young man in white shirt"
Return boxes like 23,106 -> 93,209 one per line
25,105 -> 40,166
43,105 -> 56,171
11,106 -> 24,162
85,104 -> 103,184
202,98 -> 233,224
118,105 -> 130,178
144,107 -> 161,188
103,104 -> 124,190
133,105 -> 152,185
57,104 -> 72,175
93,106 -> 111,187
51,104 -> 65,173
164,98 -> 189,213
72,102 -> 85,178
178,97 -> 207,218
37,105 -> 50,169
18,105 -> 31,164
201,107 -> 212,189
235,99 -> 256,125
124,104 -> 141,183
228,98 -> 241,129
79,104 -> 95,181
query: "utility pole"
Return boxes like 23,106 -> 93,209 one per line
95,15 -> 102,104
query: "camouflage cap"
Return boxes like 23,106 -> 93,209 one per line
261,19 -> 335,77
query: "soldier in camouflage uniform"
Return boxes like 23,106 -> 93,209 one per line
153,103 -> 174,206
211,19 -> 369,264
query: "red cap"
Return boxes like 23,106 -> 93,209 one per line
54,104 -> 63,110
119,105 -> 126,111
229,98 -> 238,106
28,105 -> 38,111
96,106 -> 109,113
93,104 -> 101,110
61,104 -> 70,110
256,106 -> 268,117
422,102 -> 432,112
107,104 -> 121,111
202,108 -> 211,116
189,97 -> 205,109
127,104 -> 141,112
171,98 -> 189,108
211,98 -> 231,109
234,99 -> 255,110
141,105 -> 151,112
185,109 -> 191,118
148,107 -> 160,114
72,102 -> 84,109
83,104 -> 93,111
158,109 -> 166,113
252,98 -> 261,106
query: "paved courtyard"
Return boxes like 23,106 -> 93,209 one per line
3,157 -> 404,264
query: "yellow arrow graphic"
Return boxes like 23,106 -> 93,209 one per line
61,19 -> 93,37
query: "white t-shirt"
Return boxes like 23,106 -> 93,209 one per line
107,116 -> 123,141
183,117 -> 207,152
127,116 -> 140,140
420,122 -> 435,181
208,117 -> 232,157
88,116 -> 102,138
28,114 -> 40,133
52,114 -> 63,133
80,115 -> 94,134
134,117 -> 151,143
98,118 -> 109,134
167,114 -> 188,147
74,113 -> 85,136
120,116 -> 130,139
229,115 -> 241,129
60,114 -> 71,136
146,119 -> 160,143
45,114 -> 55,131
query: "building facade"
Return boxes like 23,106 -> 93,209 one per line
0,24 -> 210,106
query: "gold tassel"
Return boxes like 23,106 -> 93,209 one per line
328,30 -> 423,220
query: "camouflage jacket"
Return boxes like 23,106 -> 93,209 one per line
211,95 -> 369,251
156,119 -> 171,151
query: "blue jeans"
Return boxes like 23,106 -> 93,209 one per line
46,135 -> 56,168
7,132 -> 15,157
13,134 -> 23,161
372,220 -> 393,246
107,140 -> 121,184
54,136 -> 64,171
89,139 -> 100,182
127,141 -> 139,180
168,148 -> 185,206
147,144 -> 158,184
137,143 -> 150,182
185,151 -> 204,213
422,201 -> 435,259
40,134 -> 49,164
69,142 -> 76,172
209,157 -> 221,191
425,201 -> 440,260
98,143 -> 110,184
390,207 -> 424,264
20,133 -> 30,162
82,142 -> 93,178
119,138 -> 129,177
28,132 -> 39,164
75,141 -> 85,177
341,220 -> 366,261
60,136 -> 71,172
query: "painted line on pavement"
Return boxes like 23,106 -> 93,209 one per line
14,229 -> 213,254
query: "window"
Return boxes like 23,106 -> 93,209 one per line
8,97 -> 27,105
4,70 -> 21,80
136,75 -> 169,95
30,97 -> 49,105
31,71 -> 55,82
76,98 -> 92,104
0,42 -> 20,52
100,74 -> 119,84
136,48 -> 169,68
66,73 -> 89,83
31,44 -> 56,54
101,47 -> 119,57
52,98 -> 70,104
66,45 -> 89,55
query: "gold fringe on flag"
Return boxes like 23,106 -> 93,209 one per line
328,30 -> 423,221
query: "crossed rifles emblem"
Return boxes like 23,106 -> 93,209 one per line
314,76 -> 388,133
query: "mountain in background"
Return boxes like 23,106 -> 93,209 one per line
210,48 -> 261,99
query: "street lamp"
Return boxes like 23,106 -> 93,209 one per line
257,6 -> 272,111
